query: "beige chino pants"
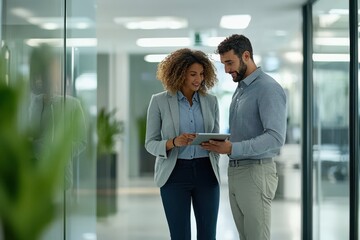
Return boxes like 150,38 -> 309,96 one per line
228,160 -> 278,240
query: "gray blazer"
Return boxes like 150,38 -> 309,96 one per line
145,91 -> 220,187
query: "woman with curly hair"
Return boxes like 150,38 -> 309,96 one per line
145,48 -> 220,240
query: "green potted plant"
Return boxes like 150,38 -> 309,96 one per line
96,108 -> 124,217
0,81 -> 81,240
97,108 -> 124,156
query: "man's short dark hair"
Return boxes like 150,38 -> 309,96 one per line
216,34 -> 254,60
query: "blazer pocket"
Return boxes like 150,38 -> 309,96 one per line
154,158 -> 165,172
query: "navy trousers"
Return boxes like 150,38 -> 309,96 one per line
160,157 -> 220,240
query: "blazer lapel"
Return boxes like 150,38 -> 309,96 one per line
168,92 -> 180,136
199,94 -> 210,132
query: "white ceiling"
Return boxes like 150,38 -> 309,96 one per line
95,0 -> 308,56
5,0 -> 308,57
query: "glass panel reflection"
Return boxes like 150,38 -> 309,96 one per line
0,1 -> 97,239
312,0 -> 350,239
64,0 -> 97,239
358,0 -> 360,233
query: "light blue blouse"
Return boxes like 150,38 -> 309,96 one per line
177,91 -> 209,159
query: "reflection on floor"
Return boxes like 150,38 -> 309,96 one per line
96,149 -> 349,240
96,182 -> 302,240
96,155 -> 302,240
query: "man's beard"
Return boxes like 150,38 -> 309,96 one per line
233,60 -> 247,83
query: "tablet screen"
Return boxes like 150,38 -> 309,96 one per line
190,133 -> 230,145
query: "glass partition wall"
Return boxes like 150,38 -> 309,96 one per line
312,0 -> 350,239
0,1 -> 97,239
359,0 -> 360,235
356,0 -> 360,236
357,0 -> 360,233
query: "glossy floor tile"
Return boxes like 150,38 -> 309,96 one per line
96,155 -> 301,240
96,150 -> 349,240
96,180 -> 302,240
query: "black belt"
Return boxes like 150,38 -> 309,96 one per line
229,158 -> 273,167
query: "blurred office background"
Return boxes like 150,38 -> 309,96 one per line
0,0 -> 358,239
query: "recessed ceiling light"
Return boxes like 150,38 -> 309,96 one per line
136,38 -> 190,47
318,14 -> 341,28
312,53 -> 349,62
206,37 -> 226,47
328,9 -> 348,15
144,54 -> 168,62
11,7 -> 32,18
25,38 -> 97,47
114,17 -> 187,30
220,15 -> 251,29
314,37 -> 349,46
28,17 -> 93,30
283,51 -> 303,63
41,22 -> 59,30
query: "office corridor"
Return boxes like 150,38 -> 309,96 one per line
96,147 -> 348,240
96,181 -> 303,240
96,155 -> 303,240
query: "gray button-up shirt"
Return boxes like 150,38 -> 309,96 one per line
228,67 -> 287,160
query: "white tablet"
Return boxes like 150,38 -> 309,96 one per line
190,133 -> 230,145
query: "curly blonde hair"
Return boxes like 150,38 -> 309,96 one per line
156,48 -> 217,95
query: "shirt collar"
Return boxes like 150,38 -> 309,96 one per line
238,67 -> 262,88
177,91 -> 199,102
